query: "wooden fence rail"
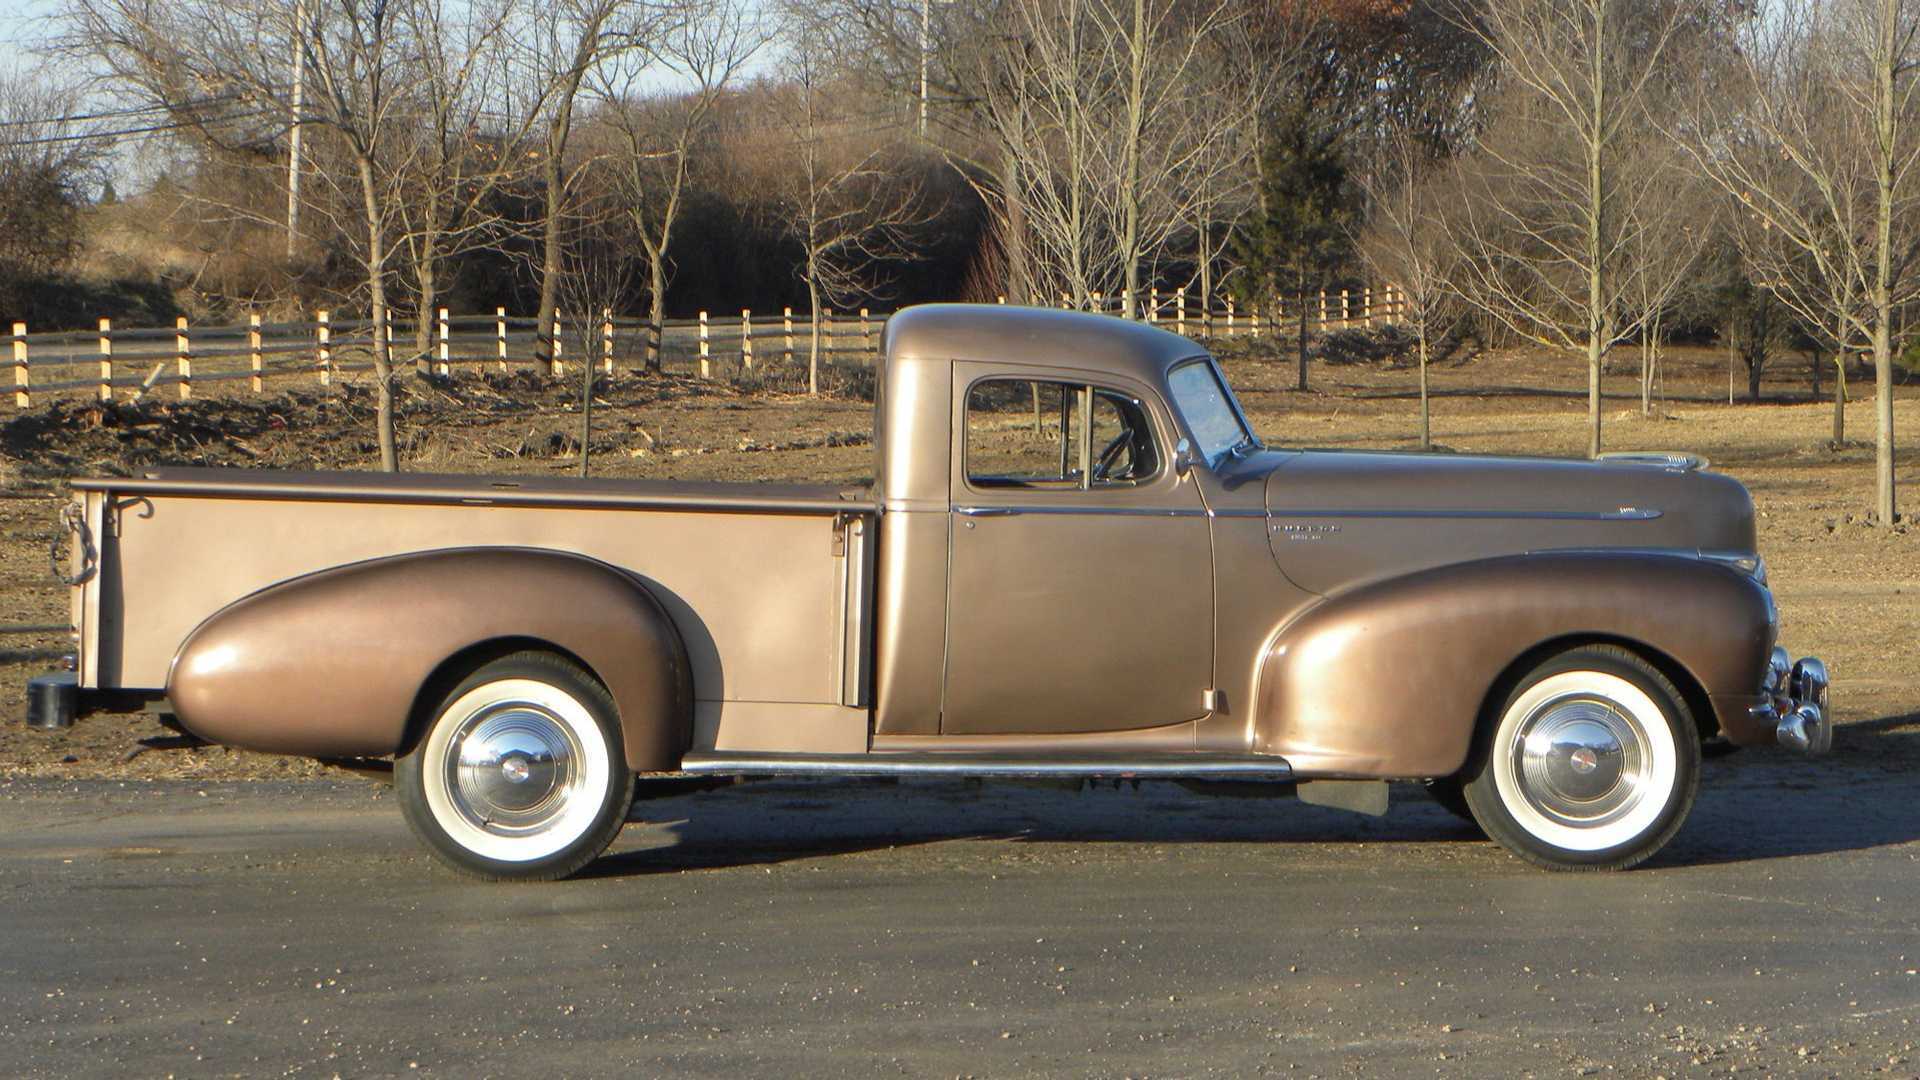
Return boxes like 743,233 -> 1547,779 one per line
0,288 -> 1405,408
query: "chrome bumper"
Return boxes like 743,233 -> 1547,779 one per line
1750,647 -> 1831,755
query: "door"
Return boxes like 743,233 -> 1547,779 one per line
941,366 -> 1214,735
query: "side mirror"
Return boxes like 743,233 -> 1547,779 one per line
1173,437 -> 1195,477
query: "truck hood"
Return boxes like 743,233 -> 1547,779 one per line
1261,450 -> 1756,596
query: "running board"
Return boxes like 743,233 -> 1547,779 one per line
675,751 -> 1294,781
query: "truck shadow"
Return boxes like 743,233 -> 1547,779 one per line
580,713 -> 1920,879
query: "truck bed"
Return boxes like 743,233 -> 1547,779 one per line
69,467 -> 878,756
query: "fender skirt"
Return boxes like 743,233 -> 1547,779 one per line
1253,551 -> 1774,779
167,547 -> 691,771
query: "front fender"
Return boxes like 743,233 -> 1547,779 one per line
168,547 -> 691,771
1252,551 -> 1774,778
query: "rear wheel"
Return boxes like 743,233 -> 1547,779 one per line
397,651 -> 633,881
1462,646 -> 1699,871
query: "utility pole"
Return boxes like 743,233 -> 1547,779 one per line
918,0 -> 929,137
286,0 -> 305,257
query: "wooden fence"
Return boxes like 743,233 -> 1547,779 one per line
1,287 -> 1404,408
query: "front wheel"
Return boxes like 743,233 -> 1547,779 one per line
1462,645 -> 1700,871
397,651 -> 634,881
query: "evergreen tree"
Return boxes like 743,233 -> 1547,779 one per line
1233,104 -> 1359,391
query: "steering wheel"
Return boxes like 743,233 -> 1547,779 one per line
1092,430 -> 1131,482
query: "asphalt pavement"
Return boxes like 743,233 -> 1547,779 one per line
2,750 -> 1917,1078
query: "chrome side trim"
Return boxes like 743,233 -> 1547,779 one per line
951,504 -> 1209,518
73,476 -> 877,517
1268,507 -> 1663,522
677,751 -> 1295,780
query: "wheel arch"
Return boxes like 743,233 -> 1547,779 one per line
1473,633 -> 1719,759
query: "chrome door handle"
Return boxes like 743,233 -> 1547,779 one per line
955,506 -> 1018,517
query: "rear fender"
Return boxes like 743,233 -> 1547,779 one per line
167,547 -> 692,771
1252,551 -> 1773,778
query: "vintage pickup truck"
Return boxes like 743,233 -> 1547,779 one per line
27,304 -> 1829,879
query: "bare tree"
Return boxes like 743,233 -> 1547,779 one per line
1620,143 -> 1714,415
556,169 -> 633,477
1676,0 -> 1918,523
597,0 -> 764,371
1356,127 -> 1461,450
768,53 -> 926,394
524,0 -> 667,371
1447,0 -> 1704,459
0,64 -> 104,295
66,0 -> 445,471
392,0 -> 543,374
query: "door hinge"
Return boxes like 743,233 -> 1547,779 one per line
1202,688 -> 1226,713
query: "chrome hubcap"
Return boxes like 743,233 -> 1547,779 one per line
1511,695 -> 1648,829
446,703 -> 583,837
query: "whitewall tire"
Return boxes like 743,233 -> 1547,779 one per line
397,651 -> 633,881
1462,645 -> 1700,871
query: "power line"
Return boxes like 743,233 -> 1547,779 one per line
0,92 -> 256,129
0,107 -> 285,148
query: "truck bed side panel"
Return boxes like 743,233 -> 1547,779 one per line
97,495 -> 852,721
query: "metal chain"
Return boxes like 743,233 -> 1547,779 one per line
51,501 -> 97,586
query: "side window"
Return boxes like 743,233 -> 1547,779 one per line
1090,389 -> 1158,484
965,379 -> 1158,490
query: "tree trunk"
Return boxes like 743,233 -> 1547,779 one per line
1000,147 -> 1031,306
807,275 -> 822,397
1834,353 -> 1847,446
1417,320 -> 1430,450
580,333 -> 593,478
1747,353 -> 1764,402
1584,1 -> 1606,461
1873,0 -> 1899,523
413,253 -> 436,377
646,248 -> 667,374
357,155 -> 398,473
1295,277 -> 1309,392
535,146 -> 564,371
1587,337 -> 1603,459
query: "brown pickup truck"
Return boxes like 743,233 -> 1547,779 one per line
27,304 -> 1829,879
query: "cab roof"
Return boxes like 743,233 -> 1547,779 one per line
882,304 -> 1209,383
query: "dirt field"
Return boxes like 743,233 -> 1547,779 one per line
1,333 -> 1913,780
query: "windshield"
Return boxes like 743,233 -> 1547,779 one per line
1167,358 -> 1255,465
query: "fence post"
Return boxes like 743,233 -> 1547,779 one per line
1176,288 -> 1187,336
174,317 -> 192,400
698,310 -> 710,379
1121,288 -> 1133,319
98,318 -> 115,401
741,310 -> 753,370
603,310 -> 615,374
996,295 -> 1006,305
1148,287 -> 1159,324
11,323 -> 26,408
1249,303 -> 1260,340
247,314 -> 263,393
495,307 -> 508,372
860,308 -> 872,356
1091,291 -> 1103,313
1226,297 -> 1236,337
1318,290 -> 1328,331
783,307 -> 795,365
550,317 -> 563,377
317,310 -> 332,387
436,307 -> 450,376
1362,287 -> 1373,329
1340,289 -> 1351,329
1060,292 -> 1070,309
822,308 -> 833,363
